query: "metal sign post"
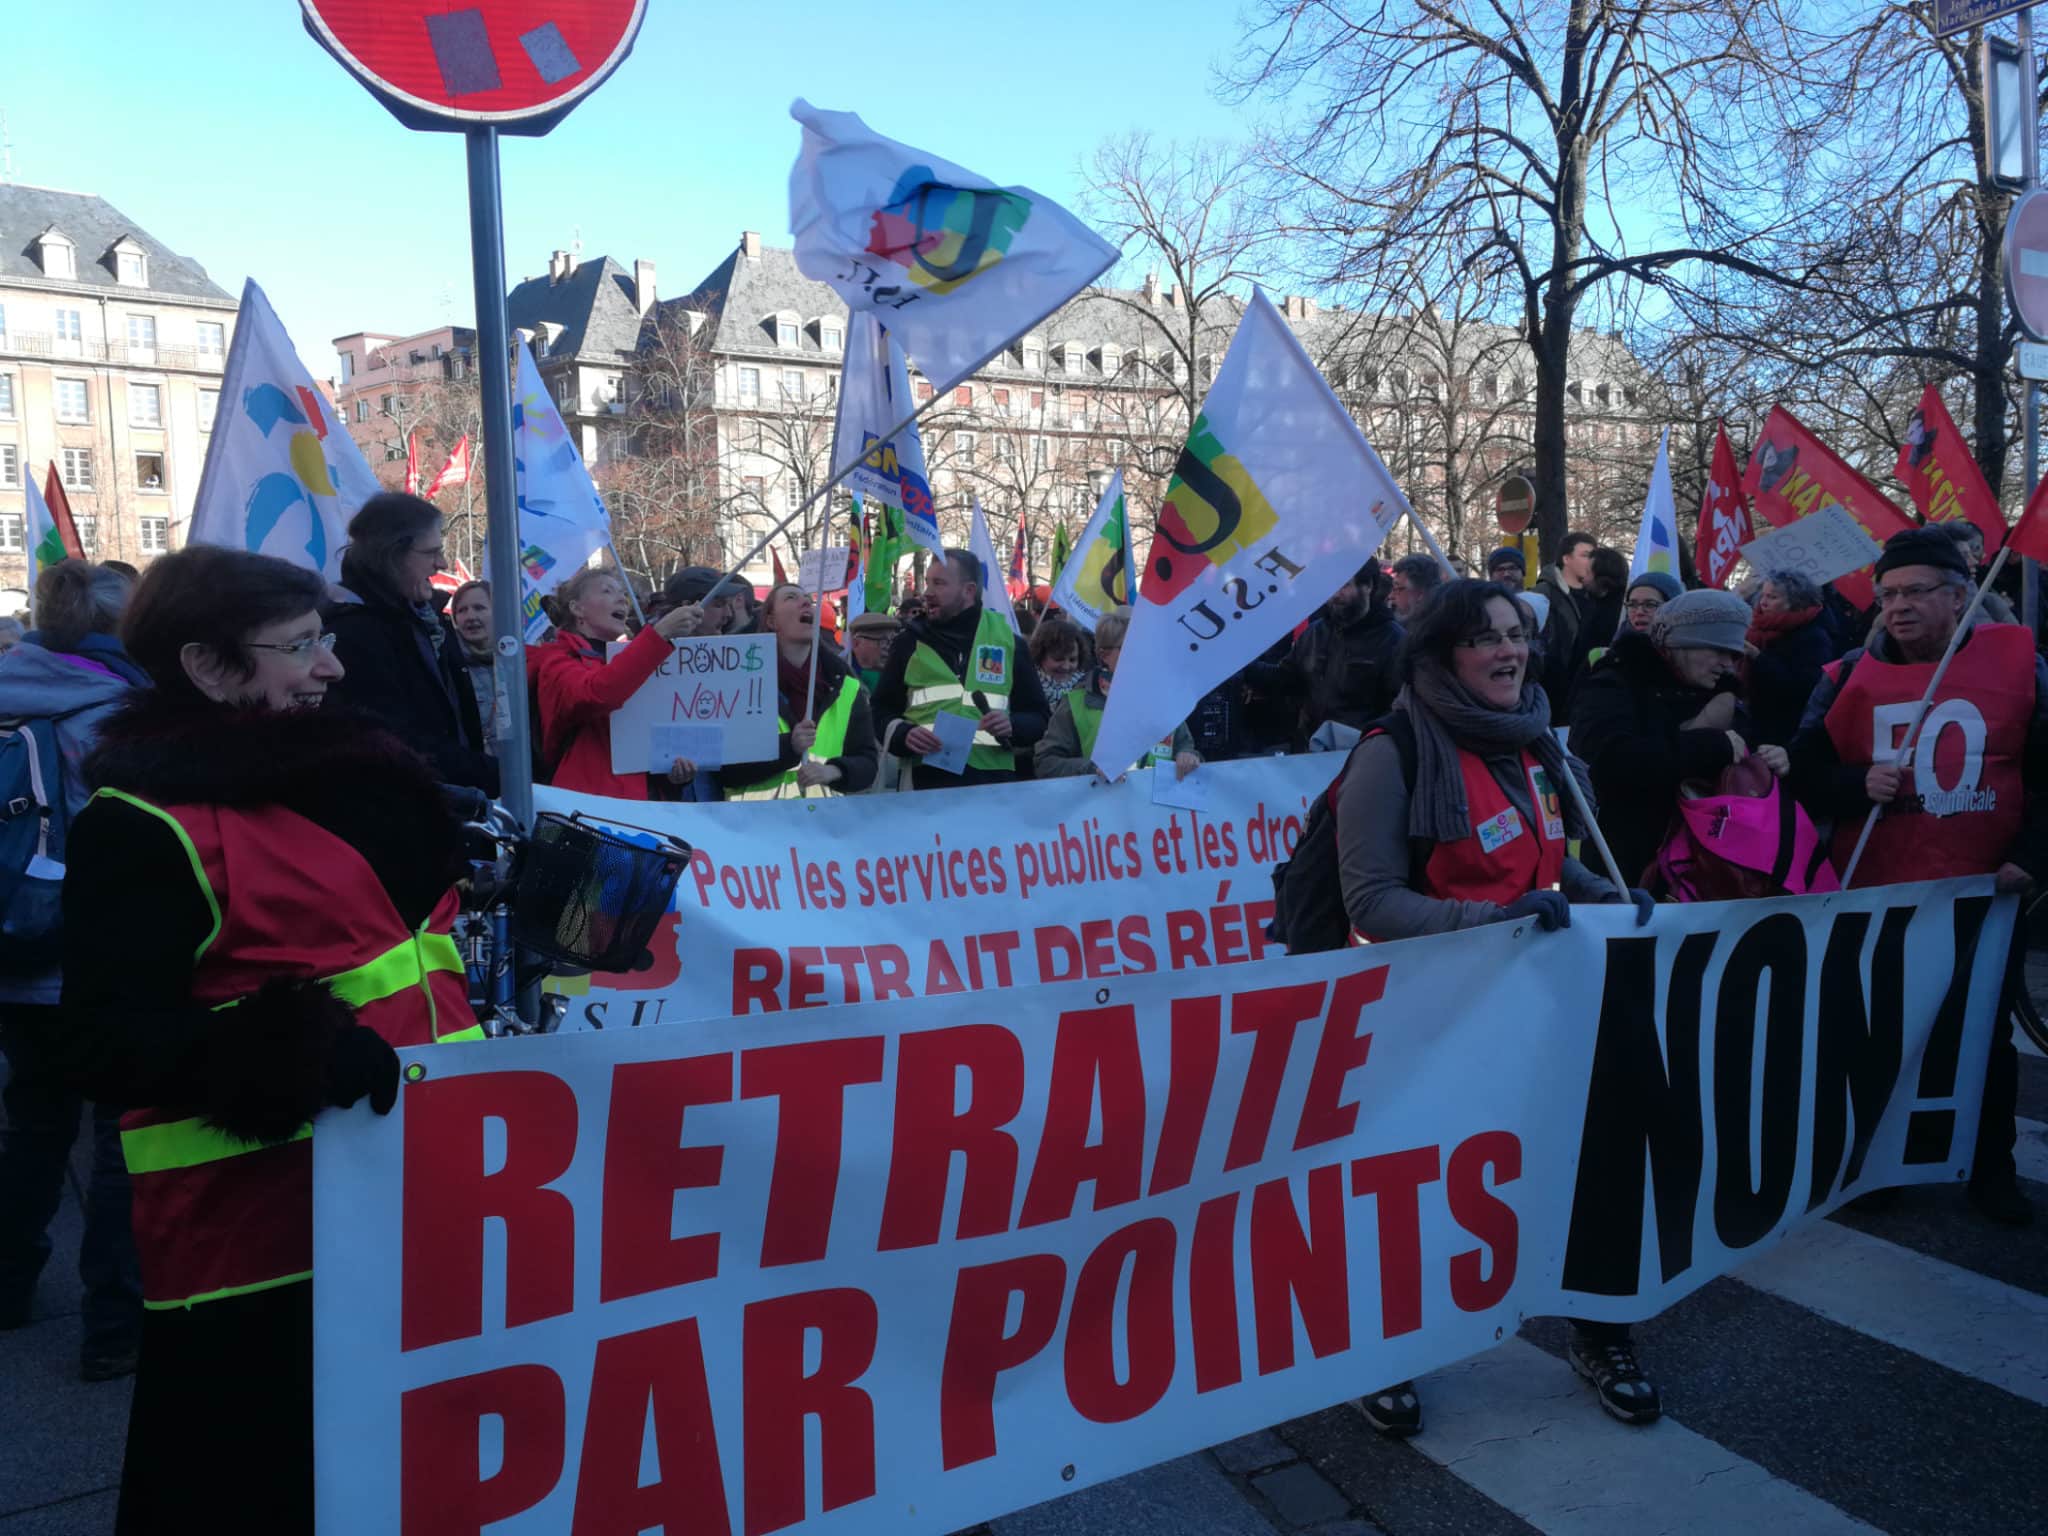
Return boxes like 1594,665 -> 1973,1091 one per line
1994,7 -> 2045,635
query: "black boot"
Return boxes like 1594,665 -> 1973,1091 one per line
1360,1380 -> 1421,1437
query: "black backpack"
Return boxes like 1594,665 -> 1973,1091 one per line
1267,713 -> 1424,954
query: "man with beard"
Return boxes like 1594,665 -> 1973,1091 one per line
1261,557 -> 1405,737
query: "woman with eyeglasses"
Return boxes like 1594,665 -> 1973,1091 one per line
323,491 -> 498,795
1334,579 -> 1658,1437
1035,607 -> 1200,779
49,545 -> 484,1532
1743,567 -> 1841,747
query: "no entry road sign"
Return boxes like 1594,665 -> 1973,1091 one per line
2006,186 -> 2048,342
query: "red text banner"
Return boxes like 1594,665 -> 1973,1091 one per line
1743,404 -> 1916,608
535,756 -> 1342,1028
313,880 -> 2010,1534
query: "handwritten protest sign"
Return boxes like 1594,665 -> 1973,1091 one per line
1739,502 -> 1882,589
313,880 -> 2010,1534
610,634 -> 777,773
797,545 -> 853,592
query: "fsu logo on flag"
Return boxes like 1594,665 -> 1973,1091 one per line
520,544 -> 558,584
1145,415 -> 1281,603
867,167 -> 1031,297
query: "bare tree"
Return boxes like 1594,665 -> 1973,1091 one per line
1231,0 -> 1834,562
610,309 -> 743,584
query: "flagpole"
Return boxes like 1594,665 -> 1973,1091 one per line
1837,544 -> 2013,888
1553,757 -> 1632,900
1402,507 -> 1456,577
712,387 -> 951,600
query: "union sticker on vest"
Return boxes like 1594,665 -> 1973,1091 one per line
1528,765 -> 1567,840
1476,805 -> 1525,853
973,644 -> 1008,687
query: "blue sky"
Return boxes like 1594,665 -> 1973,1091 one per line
3,1 -> 1261,378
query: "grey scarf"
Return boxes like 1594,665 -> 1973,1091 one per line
1399,656 -> 1593,845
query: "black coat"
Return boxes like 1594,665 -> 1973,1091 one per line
1745,609 -> 1842,748
1284,604 -> 1405,734
1567,632 -> 1753,885
323,589 -> 499,795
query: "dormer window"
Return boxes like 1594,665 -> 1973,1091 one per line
109,238 -> 149,288
772,313 -> 801,348
1055,342 -> 1083,375
1094,345 -> 1122,377
818,320 -> 843,353
36,229 -> 76,281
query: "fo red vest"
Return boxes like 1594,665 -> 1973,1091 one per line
108,792 -> 481,1310
1822,624 -> 2034,885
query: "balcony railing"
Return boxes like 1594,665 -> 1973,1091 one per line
0,333 -> 223,371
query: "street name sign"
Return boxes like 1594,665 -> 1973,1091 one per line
1936,1 -> 2037,40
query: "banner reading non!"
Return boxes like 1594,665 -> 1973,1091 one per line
313,880 -> 2010,1534
537,755 -> 1342,1028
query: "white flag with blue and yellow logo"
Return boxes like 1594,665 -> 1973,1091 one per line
830,313 -> 942,558
512,342 -> 613,640
188,279 -> 381,579
1628,427 -> 1680,584
789,100 -> 1118,399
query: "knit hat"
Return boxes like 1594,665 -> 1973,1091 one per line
1649,589 -> 1751,654
1626,570 -> 1684,603
1873,526 -> 1970,581
1486,546 -> 1526,573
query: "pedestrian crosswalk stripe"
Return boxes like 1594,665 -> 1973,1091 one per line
1733,1218 -> 2048,1408
1406,1338 -> 1881,1534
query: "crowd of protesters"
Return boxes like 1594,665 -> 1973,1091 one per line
0,487 -> 2041,1529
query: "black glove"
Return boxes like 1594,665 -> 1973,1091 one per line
1503,890 -> 1571,931
323,1023 -> 400,1118
1626,887 -> 1657,926
202,977 -> 363,1145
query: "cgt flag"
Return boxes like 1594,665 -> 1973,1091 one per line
425,434 -> 471,497
188,279 -> 381,579
1092,291 -> 1403,775
1896,385 -> 2004,556
1741,405 -> 1915,610
1627,427 -> 1680,584
1049,469 -> 1133,632
512,341 -> 613,641
789,100 -> 1118,399
830,313 -> 942,557
1696,421 -> 1749,589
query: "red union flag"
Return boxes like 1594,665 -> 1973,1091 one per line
1696,422 -> 1749,589
1895,385 -> 2004,556
1740,406 -> 1915,608
425,434 -> 471,497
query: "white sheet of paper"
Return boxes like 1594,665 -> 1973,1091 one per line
925,711 -> 977,775
1740,503 -> 1882,588
648,722 -> 726,772
796,546 -> 853,591
1151,762 -> 1208,810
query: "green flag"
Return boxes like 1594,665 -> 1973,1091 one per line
865,498 -> 904,615
1051,519 -> 1072,584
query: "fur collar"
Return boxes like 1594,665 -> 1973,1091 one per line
86,689 -> 444,809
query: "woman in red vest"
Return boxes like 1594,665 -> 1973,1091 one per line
529,565 -> 700,798
1333,578 -> 1659,1437
50,546 -> 484,1534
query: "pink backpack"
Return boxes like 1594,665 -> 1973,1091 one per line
1654,757 -> 1839,903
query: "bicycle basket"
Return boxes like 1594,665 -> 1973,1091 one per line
510,812 -> 691,972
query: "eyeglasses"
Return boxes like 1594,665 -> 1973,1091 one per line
1875,582 -> 1948,605
246,633 -> 337,659
1454,628 -> 1529,650
1624,599 -> 1663,613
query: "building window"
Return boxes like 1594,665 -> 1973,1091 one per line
1034,438 -> 1049,471
780,368 -> 804,401
128,314 -> 157,352
0,513 -> 21,553
354,399 -> 368,424
54,310 -> 83,346
379,393 -> 395,417
74,515 -> 97,555
773,315 -> 800,348
139,515 -> 169,554
61,449 -> 93,491
993,388 -> 1010,415
116,250 -> 148,286
737,366 -> 761,406
55,379 -> 91,423
1023,346 -> 1043,371
129,383 -> 163,427
0,375 -> 13,419
199,388 -> 219,433
554,377 -> 575,411
1031,390 -> 1045,411
743,475 -> 766,504
821,324 -> 843,352
135,451 -> 166,491
40,240 -> 75,280
915,382 -> 934,401
0,445 -> 17,488
1595,382 -> 1612,408
955,386 -> 972,406
954,431 -> 976,463
196,321 -> 225,358
0,304 -> 7,343
1483,375 -> 1500,403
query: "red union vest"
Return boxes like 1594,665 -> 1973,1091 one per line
1822,623 -> 2034,885
1353,744 -> 1567,943
106,792 -> 481,1310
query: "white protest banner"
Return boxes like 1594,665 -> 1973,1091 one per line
1092,290 -> 1405,776
797,545 -> 854,592
535,755 -> 1339,1027
609,634 -> 777,773
314,879 -> 2012,1534
1739,501 -> 1883,589
188,279 -> 382,578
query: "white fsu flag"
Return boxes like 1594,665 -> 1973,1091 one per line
1628,427 -> 1681,584
1091,290 -> 1404,775
1048,468 -> 1133,633
789,99 -> 1118,398
188,279 -> 381,579
830,314 -> 942,557
513,342 -> 612,640
967,497 -> 1019,636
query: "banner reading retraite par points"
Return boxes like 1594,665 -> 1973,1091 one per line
312,879 -> 2011,1534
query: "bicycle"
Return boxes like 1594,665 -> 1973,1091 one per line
447,790 -> 692,1038
2014,888 -> 2048,1055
